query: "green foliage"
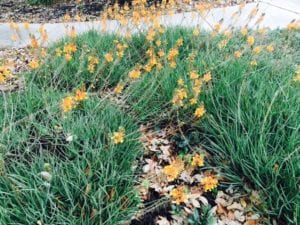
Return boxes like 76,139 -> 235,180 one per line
4,28 -> 300,224
187,207 -> 217,225
0,86 -> 141,224
27,0 -> 54,5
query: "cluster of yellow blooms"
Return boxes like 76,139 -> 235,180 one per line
167,48 -> 179,69
114,82 -> 125,94
111,127 -> 125,144
0,65 -> 11,83
247,35 -> 255,46
191,154 -> 204,167
172,69 -> 211,119
55,43 -> 77,61
287,21 -> 300,31
61,88 -> 88,112
114,40 -> 128,58
163,153 -> 218,204
194,104 -> 206,118
129,68 -> 142,79
87,55 -> 99,73
201,175 -> 218,192
163,158 -> 185,182
294,65 -> 300,82
29,60 -> 40,70
170,186 -> 188,204
30,35 -> 40,49
105,53 -> 114,63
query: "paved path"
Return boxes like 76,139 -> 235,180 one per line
0,1 -> 299,48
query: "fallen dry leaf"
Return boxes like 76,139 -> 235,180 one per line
227,202 -> 244,211
156,216 -> 171,225
234,210 -> 246,222
243,219 -> 257,225
227,211 -> 236,220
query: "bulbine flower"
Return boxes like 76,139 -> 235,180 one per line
201,175 -> 218,192
194,105 -> 206,118
111,127 -> 125,144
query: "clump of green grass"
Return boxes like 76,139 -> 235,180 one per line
4,27 -> 300,224
28,31 -> 146,91
27,0 -> 54,5
0,86 -> 141,224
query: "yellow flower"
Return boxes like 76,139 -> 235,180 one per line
203,72 -> 212,82
146,48 -> 154,57
144,64 -> 152,72
29,60 -> 39,69
176,38 -> 183,47
193,29 -> 200,37
146,29 -> 156,42
63,43 -> 77,55
129,68 -> 141,79
172,88 -> 188,106
0,75 -> 5,83
191,154 -> 204,167
170,186 -> 188,204
234,50 -> 242,58
194,105 -> 205,118
177,78 -> 184,86
190,98 -> 197,105
0,66 -> 11,83
158,49 -> 165,57
0,66 -> 11,77
247,36 -> 255,46
167,48 -> 179,61
38,24 -> 45,34
287,21 -> 300,31
111,127 -> 125,144
266,44 -> 274,52
194,78 -> 202,87
163,158 -> 184,182
189,71 -> 199,80
213,23 -> 221,32
61,96 -> 76,112
155,40 -> 161,47
250,60 -> 257,66
105,53 -> 114,62
218,39 -> 228,49
75,14 -> 81,22
224,30 -> 232,38
258,28 -> 266,35
253,46 -> 262,54
293,74 -> 300,82
74,89 -> 87,102
169,61 -> 177,69
10,34 -> 17,42
23,22 -> 30,29
88,64 -> 95,73
63,13 -> 71,22
240,27 -> 248,36
65,54 -> 72,61
42,32 -> 48,42
87,56 -> 99,72
69,27 -> 77,38
193,86 -> 201,97
201,175 -> 218,192
114,83 -> 125,93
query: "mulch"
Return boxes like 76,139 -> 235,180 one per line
0,0 -> 107,23
0,0 -> 256,23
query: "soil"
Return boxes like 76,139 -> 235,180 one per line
0,0 -> 256,23
0,0 -> 107,23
